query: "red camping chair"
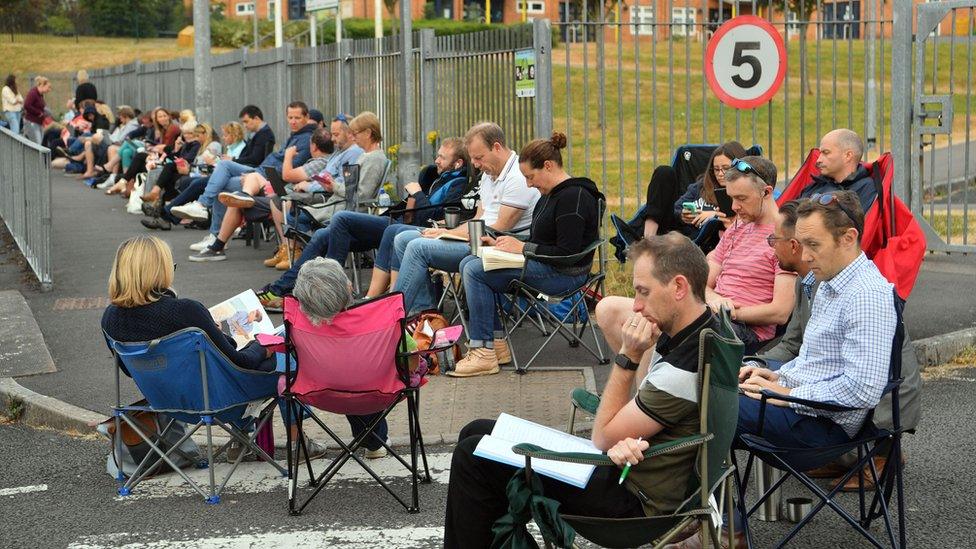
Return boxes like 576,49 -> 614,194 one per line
778,150 -> 926,300
281,292 -> 449,515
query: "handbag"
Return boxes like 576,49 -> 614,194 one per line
126,172 -> 146,214
408,311 -> 461,374
97,403 -> 202,479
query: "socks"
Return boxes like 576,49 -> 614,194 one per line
210,238 -> 227,252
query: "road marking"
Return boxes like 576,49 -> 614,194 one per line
114,452 -> 453,502
0,484 -> 48,496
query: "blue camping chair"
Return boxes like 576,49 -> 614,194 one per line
610,143 -> 763,262
105,328 -> 287,504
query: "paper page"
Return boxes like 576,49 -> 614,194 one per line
437,232 -> 469,242
209,290 -> 277,350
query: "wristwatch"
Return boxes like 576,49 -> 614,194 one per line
614,353 -> 640,371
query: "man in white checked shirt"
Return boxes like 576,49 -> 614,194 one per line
735,190 -> 896,463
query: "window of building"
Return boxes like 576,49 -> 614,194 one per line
787,11 -> 800,38
267,0 -> 277,20
515,1 -> 545,15
631,5 -> 654,36
672,7 -> 697,37
236,2 -> 255,15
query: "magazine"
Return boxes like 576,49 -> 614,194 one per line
208,290 -> 277,350
473,413 -> 598,488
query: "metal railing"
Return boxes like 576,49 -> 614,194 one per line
88,20 -> 551,158
0,127 -> 53,290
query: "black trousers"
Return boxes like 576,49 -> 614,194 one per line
123,152 -> 149,181
644,165 -> 694,237
443,419 -> 645,549
153,162 -> 182,201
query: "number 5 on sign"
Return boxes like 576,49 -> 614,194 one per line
705,16 -> 787,110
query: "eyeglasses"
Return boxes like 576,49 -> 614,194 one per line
712,165 -> 732,174
810,192 -> 862,234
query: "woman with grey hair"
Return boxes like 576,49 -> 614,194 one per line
292,258 -> 391,458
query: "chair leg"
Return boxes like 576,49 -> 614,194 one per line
407,390 -> 420,513
203,416 -> 218,504
413,390 -> 431,483
568,403 -> 578,434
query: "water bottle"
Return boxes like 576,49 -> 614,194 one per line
378,188 -> 391,207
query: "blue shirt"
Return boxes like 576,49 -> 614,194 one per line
776,253 -> 895,437
308,144 -> 364,193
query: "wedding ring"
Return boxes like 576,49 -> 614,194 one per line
629,321 -> 639,327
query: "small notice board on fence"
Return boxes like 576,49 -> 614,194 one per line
514,49 -> 536,98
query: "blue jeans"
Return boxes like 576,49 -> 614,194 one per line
163,176 -> 208,223
376,224 -> 422,272
459,256 -> 587,344
327,211 -> 389,265
394,236 -> 471,315
4,111 -> 21,134
203,160 -> 253,234
269,226 -> 333,295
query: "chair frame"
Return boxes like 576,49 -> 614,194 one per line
732,294 -> 908,549
281,293 -> 453,515
107,328 -> 287,504
509,308 -> 745,548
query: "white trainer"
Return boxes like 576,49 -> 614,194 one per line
170,201 -> 209,222
189,233 -> 217,252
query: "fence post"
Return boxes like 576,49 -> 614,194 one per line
419,29 -> 437,153
532,18 -> 553,139
890,0 -> 913,216
339,40 -> 354,115
134,60 -> 143,110
241,48 -> 250,107
398,2 -> 421,194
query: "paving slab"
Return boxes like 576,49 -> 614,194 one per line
0,290 -> 56,377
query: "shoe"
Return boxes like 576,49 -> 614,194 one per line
805,460 -> 849,479
264,243 -> 289,268
143,187 -> 160,203
662,525 -> 746,549
257,287 -> 284,313
189,233 -> 217,252
364,437 -> 392,459
226,441 -> 256,462
141,200 -> 162,218
219,191 -> 256,209
189,248 -> 227,262
834,456 -> 901,492
84,177 -> 98,187
274,245 -> 302,270
171,201 -> 210,222
447,347 -> 500,377
105,179 -> 126,195
296,438 -> 328,463
141,217 -> 172,231
95,174 -> 117,190
494,338 -> 512,365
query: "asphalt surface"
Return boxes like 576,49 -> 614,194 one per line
2,365 -> 975,548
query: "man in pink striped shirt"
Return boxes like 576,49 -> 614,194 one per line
706,156 -> 796,349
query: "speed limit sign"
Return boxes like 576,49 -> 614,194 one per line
705,16 -> 787,109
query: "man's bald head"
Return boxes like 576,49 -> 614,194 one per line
816,128 -> 864,182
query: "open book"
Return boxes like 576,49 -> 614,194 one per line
208,289 -> 277,350
473,413 -> 598,488
477,246 -> 526,271
435,232 -> 469,242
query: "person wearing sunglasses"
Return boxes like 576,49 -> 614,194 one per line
704,155 -> 796,351
803,129 -> 877,213
736,189 -> 898,471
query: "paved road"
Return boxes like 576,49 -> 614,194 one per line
3,364 -> 975,548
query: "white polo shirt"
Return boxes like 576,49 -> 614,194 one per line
478,151 -> 540,231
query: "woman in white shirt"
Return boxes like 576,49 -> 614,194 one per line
2,74 -> 24,135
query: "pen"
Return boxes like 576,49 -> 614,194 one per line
618,437 -> 642,485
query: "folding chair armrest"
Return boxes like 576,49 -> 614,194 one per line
281,191 -> 330,206
512,434 -> 712,466
523,239 -> 605,263
571,388 -> 601,416
381,200 -> 464,219
759,389 -> 862,413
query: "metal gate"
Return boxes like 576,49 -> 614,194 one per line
909,1 -> 976,253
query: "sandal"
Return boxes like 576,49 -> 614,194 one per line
105,179 -> 127,195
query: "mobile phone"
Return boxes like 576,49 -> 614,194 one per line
682,202 -> 698,214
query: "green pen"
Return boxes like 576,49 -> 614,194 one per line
618,437 -> 643,485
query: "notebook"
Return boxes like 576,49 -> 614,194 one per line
477,246 -> 526,271
473,413 -> 598,488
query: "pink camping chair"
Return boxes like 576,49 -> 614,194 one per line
280,292 -> 457,515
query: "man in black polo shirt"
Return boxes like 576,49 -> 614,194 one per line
443,233 -> 720,548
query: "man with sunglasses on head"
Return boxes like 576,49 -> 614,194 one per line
704,156 -> 796,351
803,129 -> 876,212
744,196 -> 921,492
736,190 -> 896,464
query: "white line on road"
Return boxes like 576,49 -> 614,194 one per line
0,484 -> 48,497
71,526 -> 449,549
114,452 -> 453,502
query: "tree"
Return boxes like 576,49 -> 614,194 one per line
763,0 -> 817,96
80,0 -> 183,37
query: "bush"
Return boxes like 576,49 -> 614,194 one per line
43,15 -> 76,36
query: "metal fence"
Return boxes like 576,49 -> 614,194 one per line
88,21 -> 551,166
0,127 -> 53,290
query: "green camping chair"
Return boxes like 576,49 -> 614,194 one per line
504,308 -> 744,548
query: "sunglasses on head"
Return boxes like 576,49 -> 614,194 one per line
810,192 -> 862,234
333,113 -> 350,123
729,158 -> 762,180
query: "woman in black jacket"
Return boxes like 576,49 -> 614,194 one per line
453,132 -> 604,377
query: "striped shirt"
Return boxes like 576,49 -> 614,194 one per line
776,253 -> 896,437
711,220 -> 795,341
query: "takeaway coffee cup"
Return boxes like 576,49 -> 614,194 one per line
467,219 -> 485,256
444,207 -> 461,229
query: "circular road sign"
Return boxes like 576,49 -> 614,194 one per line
705,15 -> 787,109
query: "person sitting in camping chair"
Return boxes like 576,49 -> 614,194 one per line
444,234 -> 724,547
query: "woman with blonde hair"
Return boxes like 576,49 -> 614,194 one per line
23,75 -> 51,143
220,121 -> 246,159
346,111 -> 388,202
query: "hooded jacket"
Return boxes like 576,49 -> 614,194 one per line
261,122 -> 318,171
801,164 -> 877,212
523,177 -> 605,275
